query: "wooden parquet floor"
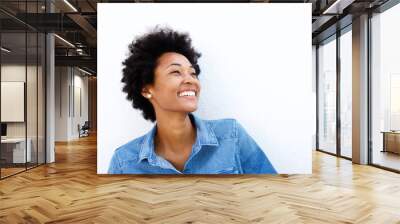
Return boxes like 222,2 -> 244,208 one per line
1,134 -> 400,224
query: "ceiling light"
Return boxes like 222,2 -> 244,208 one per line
63,0 -> 78,12
76,48 -> 85,55
54,34 -> 75,48
1,47 -> 11,53
78,67 -> 92,76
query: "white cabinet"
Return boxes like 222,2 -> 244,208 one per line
1,82 -> 25,122
1,138 -> 32,163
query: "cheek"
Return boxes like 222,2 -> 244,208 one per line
195,80 -> 201,94
153,81 -> 179,100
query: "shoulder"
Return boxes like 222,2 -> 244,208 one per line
201,117 -> 241,140
108,134 -> 148,174
112,135 -> 146,162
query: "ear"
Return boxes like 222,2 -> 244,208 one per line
141,86 -> 152,99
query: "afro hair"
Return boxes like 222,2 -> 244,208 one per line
121,26 -> 202,122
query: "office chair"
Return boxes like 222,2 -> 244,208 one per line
79,121 -> 90,138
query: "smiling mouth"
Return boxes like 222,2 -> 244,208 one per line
177,90 -> 197,97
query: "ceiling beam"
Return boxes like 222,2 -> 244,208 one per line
55,55 -> 96,71
322,0 -> 356,14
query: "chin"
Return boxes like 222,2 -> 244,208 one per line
185,107 -> 198,113
181,106 -> 198,113
177,102 -> 198,112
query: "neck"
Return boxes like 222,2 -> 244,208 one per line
154,112 -> 196,154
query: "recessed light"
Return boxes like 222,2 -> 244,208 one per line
63,0 -> 78,12
78,67 -> 92,76
54,34 -> 75,48
1,47 -> 11,53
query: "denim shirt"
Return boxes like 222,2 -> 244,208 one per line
108,113 -> 277,174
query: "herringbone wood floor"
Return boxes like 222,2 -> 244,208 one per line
1,134 -> 400,224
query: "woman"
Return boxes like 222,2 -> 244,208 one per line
108,27 -> 276,174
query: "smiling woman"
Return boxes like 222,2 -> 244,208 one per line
108,26 -> 277,174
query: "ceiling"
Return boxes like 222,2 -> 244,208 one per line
0,0 -> 393,75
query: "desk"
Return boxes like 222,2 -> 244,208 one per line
381,131 -> 400,154
1,138 -> 32,163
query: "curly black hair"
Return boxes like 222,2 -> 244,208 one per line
121,26 -> 202,122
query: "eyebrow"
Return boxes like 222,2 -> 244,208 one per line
166,63 -> 194,69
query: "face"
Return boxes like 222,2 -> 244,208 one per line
142,52 -> 201,116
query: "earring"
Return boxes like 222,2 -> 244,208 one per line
147,94 -> 152,99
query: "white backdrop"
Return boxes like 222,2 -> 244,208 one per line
97,3 -> 312,174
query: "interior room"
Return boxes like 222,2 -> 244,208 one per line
0,0 -> 399,223
1,29 -> 46,177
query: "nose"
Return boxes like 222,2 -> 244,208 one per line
182,70 -> 197,84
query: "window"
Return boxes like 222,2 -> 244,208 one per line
370,3 -> 400,171
318,36 -> 337,155
339,28 -> 352,158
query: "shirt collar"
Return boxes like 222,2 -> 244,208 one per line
138,113 -> 219,164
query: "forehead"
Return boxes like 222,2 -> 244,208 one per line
156,52 -> 192,68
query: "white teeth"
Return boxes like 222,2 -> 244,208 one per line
178,91 -> 196,97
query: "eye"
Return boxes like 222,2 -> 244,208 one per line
170,71 -> 181,76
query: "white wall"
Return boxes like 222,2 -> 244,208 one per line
55,66 -> 68,141
55,67 -> 89,141
72,71 -> 89,138
97,3 -> 313,174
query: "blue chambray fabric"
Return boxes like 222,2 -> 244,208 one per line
108,113 -> 277,174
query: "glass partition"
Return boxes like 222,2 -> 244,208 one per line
318,36 -> 337,155
0,1 -> 46,179
1,31 -> 28,177
38,32 -> 45,165
27,31 -> 38,169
